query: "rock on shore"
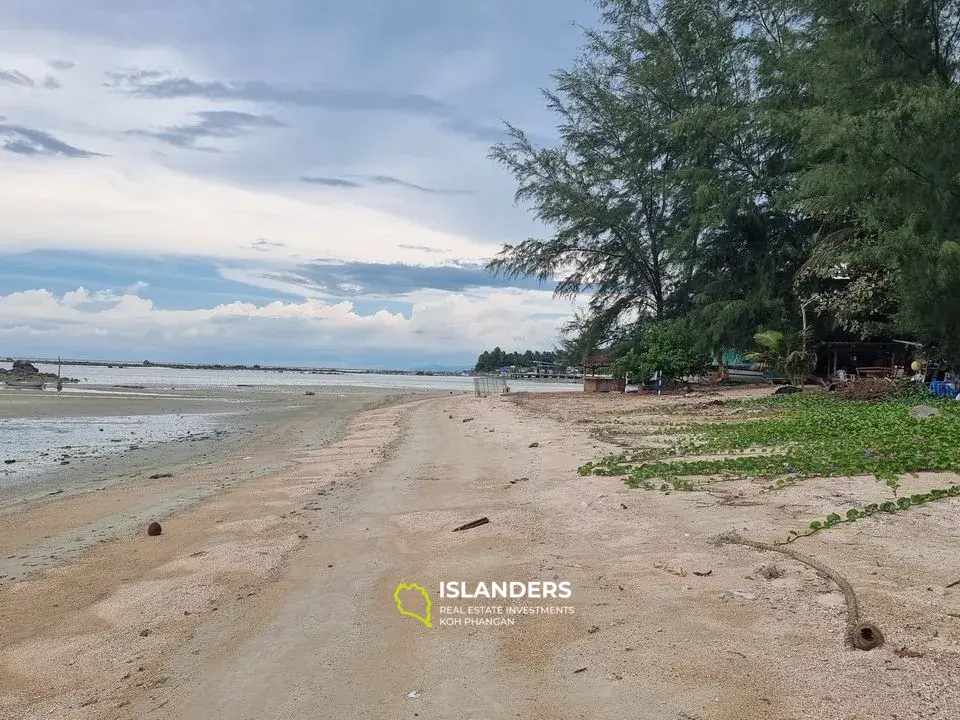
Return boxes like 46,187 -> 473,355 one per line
1,360 -> 79,384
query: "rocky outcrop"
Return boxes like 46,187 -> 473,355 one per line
11,360 -> 39,374
1,360 -> 80,384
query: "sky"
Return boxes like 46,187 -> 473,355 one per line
0,0 -> 600,369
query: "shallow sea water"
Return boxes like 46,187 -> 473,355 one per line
0,412 -> 223,488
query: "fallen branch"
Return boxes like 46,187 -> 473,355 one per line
453,517 -> 490,532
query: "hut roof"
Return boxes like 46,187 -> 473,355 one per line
581,353 -> 612,367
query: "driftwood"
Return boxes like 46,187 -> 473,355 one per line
452,517 -> 489,532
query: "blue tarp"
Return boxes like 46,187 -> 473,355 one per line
930,380 -> 959,398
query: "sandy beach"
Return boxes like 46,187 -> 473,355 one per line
1,387 -> 958,719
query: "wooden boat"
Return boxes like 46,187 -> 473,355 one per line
3,377 -> 46,389
726,366 -> 767,383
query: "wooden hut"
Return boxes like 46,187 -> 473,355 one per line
817,341 -> 915,380
580,353 -> 625,393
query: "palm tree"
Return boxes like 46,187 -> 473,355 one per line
744,330 -> 815,387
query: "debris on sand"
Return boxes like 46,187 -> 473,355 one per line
462,418 -> 475,423
759,563 -> 785,580
147,522 -> 162,536
895,647 -> 922,658
654,561 -> 686,577
910,405 -> 939,420
529,442 -> 540,448
453,517 -> 490,532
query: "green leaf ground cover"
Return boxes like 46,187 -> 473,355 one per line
579,391 -> 960,487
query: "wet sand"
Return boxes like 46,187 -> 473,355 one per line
0,387 -> 430,584
1,387 -> 958,719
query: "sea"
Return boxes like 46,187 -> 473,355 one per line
29,363 -> 582,394
0,363 -> 579,488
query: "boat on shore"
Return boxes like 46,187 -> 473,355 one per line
726,366 -> 767,383
3,377 -> 46,389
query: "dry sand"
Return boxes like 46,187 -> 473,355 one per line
1,387 -> 959,719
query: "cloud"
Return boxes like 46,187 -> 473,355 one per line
0,67 -> 62,90
398,244 -> 446,254
299,176 -> 363,188
437,117 -> 504,143
0,69 -> 34,86
0,286 -> 576,365
222,260 -> 550,298
365,175 -> 471,195
0,30 -> 551,251
299,174 -> 469,195
106,70 -> 503,143
0,123 -> 102,158
250,239 -> 286,251
0,160 -> 494,265
0,7 -> 598,368
106,70 -> 448,112
126,109 -> 284,150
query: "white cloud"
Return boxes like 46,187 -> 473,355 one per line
0,158 -> 496,266
0,21 -> 584,365
0,286 -> 578,360
0,31 -> 214,153
0,30 -> 520,265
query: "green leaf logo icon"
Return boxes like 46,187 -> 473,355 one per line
394,582 -> 432,628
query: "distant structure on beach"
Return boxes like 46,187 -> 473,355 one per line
484,361 -> 580,382
579,353 -> 624,393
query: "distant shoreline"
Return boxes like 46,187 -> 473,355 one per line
4,357 -> 471,377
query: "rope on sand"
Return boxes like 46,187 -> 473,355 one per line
714,531 -> 883,651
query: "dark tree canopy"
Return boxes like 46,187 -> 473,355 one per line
474,348 -> 558,373
487,0 -> 960,365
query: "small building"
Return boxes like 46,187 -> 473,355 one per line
534,360 -> 556,377
817,341 -> 916,379
580,353 -> 624,393
583,376 -> 625,393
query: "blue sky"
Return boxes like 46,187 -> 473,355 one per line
0,0 -> 598,369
